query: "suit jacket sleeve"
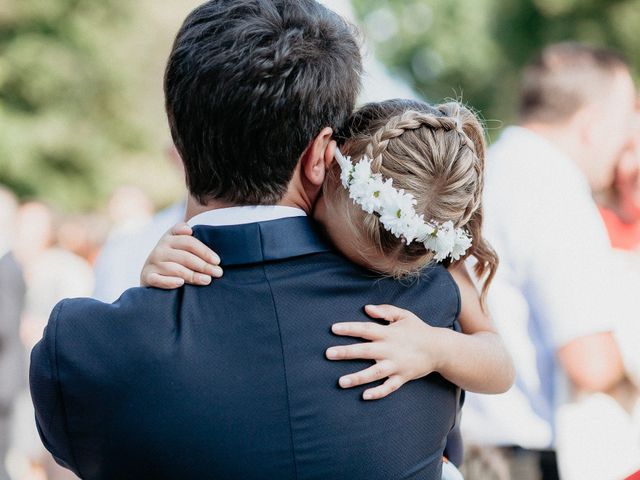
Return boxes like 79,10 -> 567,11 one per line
29,300 -> 81,477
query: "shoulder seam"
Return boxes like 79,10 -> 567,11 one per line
259,224 -> 299,478
442,268 -> 462,326
51,299 -> 85,478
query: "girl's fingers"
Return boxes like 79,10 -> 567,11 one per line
158,262 -> 212,285
325,342 -> 384,361
337,360 -> 395,389
170,223 -> 193,236
144,272 -> 185,289
364,304 -> 412,323
165,249 -> 223,278
362,375 -> 405,401
168,235 -> 221,265
331,321 -> 386,341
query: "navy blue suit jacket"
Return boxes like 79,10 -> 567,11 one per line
30,217 -> 461,479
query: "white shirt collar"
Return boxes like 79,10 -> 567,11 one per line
187,205 -> 307,228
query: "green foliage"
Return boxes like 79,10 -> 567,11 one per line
352,0 -> 640,135
3,0 -> 638,211
0,0 -> 186,211
0,0 -> 138,209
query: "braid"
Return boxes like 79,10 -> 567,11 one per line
440,103 -> 485,224
366,108 -> 479,171
366,111 -> 452,165
436,103 -> 480,155
363,106 -> 483,228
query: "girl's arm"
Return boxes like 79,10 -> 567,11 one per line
326,263 -> 515,399
439,262 -> 515,394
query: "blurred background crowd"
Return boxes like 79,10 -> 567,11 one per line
2,0 -> 640,479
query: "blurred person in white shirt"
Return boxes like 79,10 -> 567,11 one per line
92,147 -> 187,303
92,201 -> 185,302
15,203 -> 95,350
11,202 -> 91,480
462,43 -> 640,480
0,187 -> 27,480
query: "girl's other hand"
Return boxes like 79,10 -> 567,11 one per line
140,223 -> 223,289
325,305 -> 445,400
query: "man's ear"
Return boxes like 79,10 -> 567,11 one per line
301,127 -> 336,188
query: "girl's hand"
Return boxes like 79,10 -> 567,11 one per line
325,304 -> 445,400
141,223 -> 223,289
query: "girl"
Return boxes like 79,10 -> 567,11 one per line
141,99 -> 514,401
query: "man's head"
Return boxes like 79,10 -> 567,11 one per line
165,0 -> 362,207
519,42 -> 638,192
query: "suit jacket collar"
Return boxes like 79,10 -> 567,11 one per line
192,217 -> 333,266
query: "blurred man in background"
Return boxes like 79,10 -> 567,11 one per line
0,187 -> 27,480
463,43 -> 640,480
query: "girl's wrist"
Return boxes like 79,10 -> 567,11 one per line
428,327 -> 456,376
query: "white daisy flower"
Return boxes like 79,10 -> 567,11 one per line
415,218 -> 436,243
348,158 -> 374,203
425,221 -> 456,261
401,215 -> 423,245
333,148 -> 473,263
450,229 -> 472,261
357,176 -> 387,214
379,189 -> 418,239
340,165 -> 354,189
335,150 -> 355,188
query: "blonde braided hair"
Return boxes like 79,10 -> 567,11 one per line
366,107 -> 477,164
325,99 -> 498,302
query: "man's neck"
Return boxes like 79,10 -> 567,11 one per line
520,122 -> 579,162
184,195 -> 311,223
520,122 -> 596,191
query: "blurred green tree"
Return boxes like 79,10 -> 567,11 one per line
352,0 -> 640,136
0,0 -> 137,209
0,0 -> 188,211
3,0 -> 639,210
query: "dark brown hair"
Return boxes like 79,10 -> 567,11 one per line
165,0 -> 362,205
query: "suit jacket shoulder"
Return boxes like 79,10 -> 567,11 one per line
29,287 -> 179,477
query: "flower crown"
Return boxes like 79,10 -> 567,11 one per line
335,148 -> 472,262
